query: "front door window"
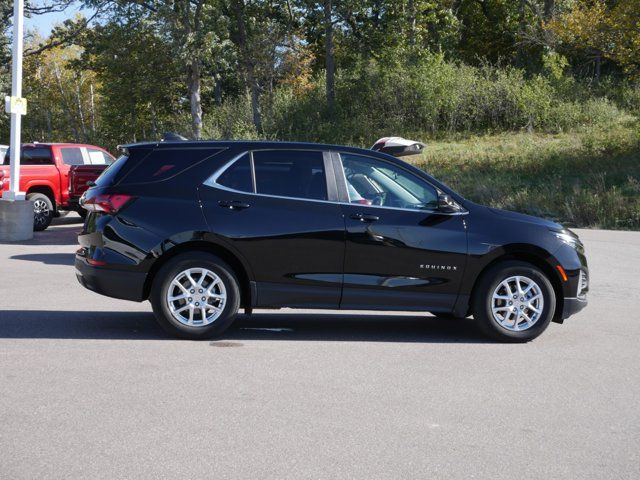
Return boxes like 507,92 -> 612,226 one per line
341,154 -> 438,211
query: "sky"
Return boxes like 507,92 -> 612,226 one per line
24,2 -> 92,36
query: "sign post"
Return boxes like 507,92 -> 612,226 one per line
3,0 -> 26,201
0,0 -> 33,242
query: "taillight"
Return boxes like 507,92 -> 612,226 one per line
82,194 -> 135,214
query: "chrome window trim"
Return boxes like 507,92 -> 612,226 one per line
204,150 -> 468,216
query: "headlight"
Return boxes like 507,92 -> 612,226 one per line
551,230 -> 583,251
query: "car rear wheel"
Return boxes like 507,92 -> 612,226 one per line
472,260 -> 555,342
150,252 -> 241,340
27,193 -> 54,231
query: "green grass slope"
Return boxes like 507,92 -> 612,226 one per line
412,118 -> 640,229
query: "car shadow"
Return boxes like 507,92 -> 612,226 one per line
10,253 -> 75,265
0,310 -> 491,343
53,215 -> 84,226
6,225 -> 80,246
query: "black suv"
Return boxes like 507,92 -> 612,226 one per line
75,141 -> 588,342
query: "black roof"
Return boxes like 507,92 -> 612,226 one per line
121,139 -> 373,156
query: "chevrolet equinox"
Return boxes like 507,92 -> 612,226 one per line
76,141 -> 588,341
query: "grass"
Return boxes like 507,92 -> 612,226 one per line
408,117 -> 640,230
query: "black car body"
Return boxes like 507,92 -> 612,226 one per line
76,141 -> 588,341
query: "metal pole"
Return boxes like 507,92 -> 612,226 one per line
5,0 -> 25,201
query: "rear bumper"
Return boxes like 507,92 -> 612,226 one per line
75,256 -> 147,302
560,296 -> 588,320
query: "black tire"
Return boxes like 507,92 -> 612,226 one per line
472,260 -> 556,343
150,252 -> 241,340
27,192 -> 54,231
77,209 -> 87,219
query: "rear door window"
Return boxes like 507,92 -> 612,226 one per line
61,147 -> 85,165
253,150 -> 327,201
216,154 -> 253,193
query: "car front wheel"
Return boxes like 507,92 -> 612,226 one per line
472,260 -> 556,342
150,252 -> 241,340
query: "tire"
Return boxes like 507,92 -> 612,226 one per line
77,209 -> 87,219
150,252 -> 241,340
472,260 -> 556,343
27,192 -> 54,231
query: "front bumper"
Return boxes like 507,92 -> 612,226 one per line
75,256 -> 147,302
560,296 -> 588,320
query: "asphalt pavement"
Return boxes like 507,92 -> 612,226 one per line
1,214 -> 638,479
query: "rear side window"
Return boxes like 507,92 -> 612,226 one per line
61,147 -> 84,165
216,154 -> 253,192
120,148 -> 222,185
253,150 -> 327,200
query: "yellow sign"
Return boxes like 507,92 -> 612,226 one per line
4,96 -> 27,115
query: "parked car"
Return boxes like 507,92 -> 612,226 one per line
0,143 -> 115,230
75,140 -> 588,342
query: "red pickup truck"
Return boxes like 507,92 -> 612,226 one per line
0,143 -> 115,230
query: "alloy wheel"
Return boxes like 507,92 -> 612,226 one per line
490,275 -> 544,332
166,267 -> 227,327
33,199 -> 50,228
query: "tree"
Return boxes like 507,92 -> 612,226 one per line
226,0 -> 292,133
81,18 -> 184,145
324,0 -> 335,112
21,34 -> 99,143
85,0 -> 229,139
546,0 -> 640,77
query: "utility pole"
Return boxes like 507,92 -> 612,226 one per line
0,0 -> 33,242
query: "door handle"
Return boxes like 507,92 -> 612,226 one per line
218,200 -> 251,210
350,213 -> 379,222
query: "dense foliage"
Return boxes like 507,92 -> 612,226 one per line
0,0 -> 637,147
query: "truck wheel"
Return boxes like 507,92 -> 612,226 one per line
472,260 -> 555,343
27,193 -> 54,231
150,252 -> 241,340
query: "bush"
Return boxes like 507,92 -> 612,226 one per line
255,55 -> 631,145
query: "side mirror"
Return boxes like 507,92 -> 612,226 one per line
438,194 -> 462,213
371,137 -> 426,157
